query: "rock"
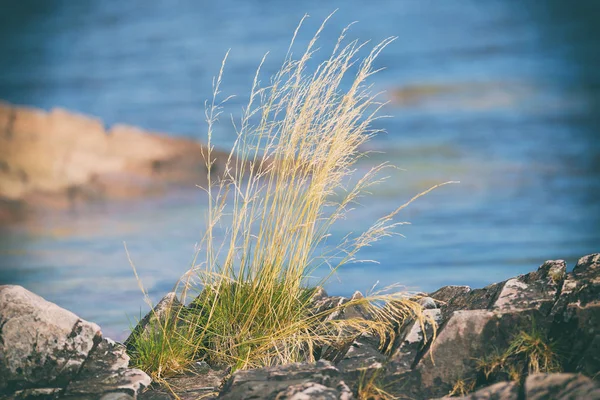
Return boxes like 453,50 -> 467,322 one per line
430,282 -> 504,324
4,388 -> 64,399
492,260 -> 565,314
124,254 -> 600,399
0,102 -> 230,217
434,373 -> 600,400
336,335 -> 385,383
417,296 -> 437,310
434,380 -> 518,399
388,309 -> 441,374
219,361 -> 352,400
124,292 -> 181,351
524,373 -> 600,400
139,363 -> 227,400
275,381 -> 353,400
412,309 -> 502,397
0,285 -> 150,399
0,285 -> 102,391
99,393 -> 135,400
63,338 -> 151,398
418,309 -> 546,396
549,254 -> 600,378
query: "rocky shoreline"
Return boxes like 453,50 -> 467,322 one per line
0,102 -> 229,223
1,253 -> 599,399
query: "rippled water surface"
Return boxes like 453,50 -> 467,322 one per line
1,1 -> 599,340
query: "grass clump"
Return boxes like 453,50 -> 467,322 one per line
357,368 -> 399,400
505,328 -> 561,375
448,378 -> 476,397
474,325 -> 560,387
128,14 -> 451,381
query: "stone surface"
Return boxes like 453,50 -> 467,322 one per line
0,102 -> 230,220
524,373 -> 600,400
0,285 -> 102,391
4,254 -> 599,399
549,253 -> 600,378
336,334 -> 385,383
139,363 -> 227,400
124,292 -> 181,351
492,260 -> 565,314
0,285 -> 150,399
434,380 -> 519,400
434,373 -> 600,400
388,308 -> 441,374
219,361 -> 352,400
63,338 -> 151,398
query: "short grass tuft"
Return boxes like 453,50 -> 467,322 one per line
448,378 -> 476,397
357,368 -> 399,400
474,325 -> 561,388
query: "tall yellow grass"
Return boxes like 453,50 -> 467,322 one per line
128,13 -> 454,381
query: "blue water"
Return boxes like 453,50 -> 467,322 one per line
1,1 -> 599,340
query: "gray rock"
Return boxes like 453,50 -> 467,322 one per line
139,362 -> 227,400
388,309 -> 441,374
0,285 -> 151,399
549,254 -> 600,378
0,285 -> 102,391
4,388 -> 63,400
219,361 -> 348,400
492,260 -> 565,314
63,338 -> 151,398
433,380 -> 518,400
434,373 -> 600,400
417,297 -> 438,310
409,308 -> 545,398
125,292 -> 181,351
274,381 -> 353,400
525,373 -> 600,400
336,334 -> 385,384
99,393 -> 136,400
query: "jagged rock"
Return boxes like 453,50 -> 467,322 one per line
429,282 -> 503,326
275,381 -> 353,400
0,285 -> 150,399
99,393 -> 135,400
336,334 -> 385,383
4,388 -> 64,400
401,307 -> 551,397
434,373 -> 600,400
63,338 -> 151,398
138,362 -> 227,400
434,380 -> 519,399
550,253 -> 600,378
125,292 -> 181,351
0,285 -> 102,391
219,361 -> 351,400
388,309 -> 441,374
524,373 -> 600,400
492,260 -> 565,314
417,296 -> 437,310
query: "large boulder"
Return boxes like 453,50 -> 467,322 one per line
382,256 -> 596,399
0,285 -> 102,391
0,285 -> 150,399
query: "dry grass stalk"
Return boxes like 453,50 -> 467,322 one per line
128,13 -> 454,380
